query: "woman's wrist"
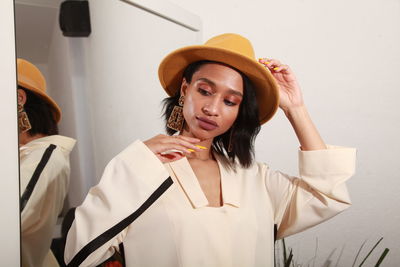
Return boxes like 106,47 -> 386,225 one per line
282,104 -> 308,120
283,105 -> 327,150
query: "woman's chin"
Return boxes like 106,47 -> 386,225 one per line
182,126 -> 217,141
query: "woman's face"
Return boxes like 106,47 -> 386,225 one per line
181,63 -> 244,141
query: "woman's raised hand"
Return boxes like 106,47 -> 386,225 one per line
143,134 -> 202,163
259,58 -> 304,112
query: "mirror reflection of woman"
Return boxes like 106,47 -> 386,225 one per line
65,34 -> 356,267
17,59 -> 76,267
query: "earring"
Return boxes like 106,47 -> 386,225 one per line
167,95 -> 185,131
18,103 -> 32,134
228,127 -> 234,153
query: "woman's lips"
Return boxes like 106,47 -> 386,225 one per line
196,117 -> 218,131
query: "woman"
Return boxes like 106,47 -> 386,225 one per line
64,34 -> 356,267
18,58 -> 76,267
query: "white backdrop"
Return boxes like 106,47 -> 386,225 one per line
168,0 -> 400,266
10,0 -> 400,265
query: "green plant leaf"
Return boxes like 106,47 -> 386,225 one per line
352,239 -> 368,267
322,247 -> 336,267
375,248 -> 389,267
284,249 -> 293,267
283,238 -> 288,262
359,237 -> 383,267
334,244 -> 345,267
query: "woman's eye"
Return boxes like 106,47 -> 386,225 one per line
224,99 -> 237,106
198,88 -> 211,96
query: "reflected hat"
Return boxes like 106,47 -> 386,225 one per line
17,58 -> 61,123
158,33 -> 279,125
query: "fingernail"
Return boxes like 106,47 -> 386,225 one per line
265,61 -> 271,64
195,145 -> 207,150
273,67 -> 279,71
187,149 -> 195,152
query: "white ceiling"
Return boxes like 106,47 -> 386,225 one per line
15,1 -> 62,63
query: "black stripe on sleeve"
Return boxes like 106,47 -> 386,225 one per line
20,144 -> 57,212
67,176 -> 173,267
118,242 -> 126,267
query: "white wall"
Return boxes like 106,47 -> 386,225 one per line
85,0 -> 201,182
46,0 -> 202,207
169,0 -> 400,266
0,0 -> 20,265
47,22 -> 97,209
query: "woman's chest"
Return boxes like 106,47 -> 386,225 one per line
188,158 -> 222,207
122,177 -> 275,266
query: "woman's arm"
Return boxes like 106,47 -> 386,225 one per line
262,144 -> 356,239
259,59 -> 356,238
64,140 -> 172,267
259,58 -> 326,150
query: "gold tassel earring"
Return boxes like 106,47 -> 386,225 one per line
18,103 -> 32,134
167,95 -> 185,131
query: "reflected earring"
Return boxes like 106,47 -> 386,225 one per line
167,95 -> 185,131
18,103 -> 32,134
228,127 -> 234,153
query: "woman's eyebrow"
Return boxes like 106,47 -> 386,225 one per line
227,89 -> 243,97
196,77 -> 216,87
196,78 -> 243,97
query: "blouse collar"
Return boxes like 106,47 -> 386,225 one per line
168,156 -> 240,209
19,135 -> 76,157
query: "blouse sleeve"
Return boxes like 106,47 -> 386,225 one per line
262,145 -> 356,239
64,140 -> 172,267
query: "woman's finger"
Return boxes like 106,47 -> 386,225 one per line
259,58 -> 293,74
272,64 -> 290,73
162,136 -> 202,152
157,143 -> 195,155
144,134 -> 205,161
174,135 -> 200,143
259,58 -> 281,68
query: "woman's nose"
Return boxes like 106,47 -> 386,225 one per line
202,98 -> 219,116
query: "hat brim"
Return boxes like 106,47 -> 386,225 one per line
158,45 -> 279,125
18,78 -> 62,123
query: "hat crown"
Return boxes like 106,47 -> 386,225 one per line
204,33 -> 255,59
158,33 -> 279,125
17,58 -> 47,93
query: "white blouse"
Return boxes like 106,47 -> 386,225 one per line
65,140 -> 356,267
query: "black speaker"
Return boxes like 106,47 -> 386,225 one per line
59,0 -> 91,37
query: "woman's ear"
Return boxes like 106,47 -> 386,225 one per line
180,78 -> 188,97
17,89 -> 27,106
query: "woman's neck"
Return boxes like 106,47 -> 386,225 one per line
180,129 -> 213,161
19,132 -> 47,146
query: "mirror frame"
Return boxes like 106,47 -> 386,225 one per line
0,0 -> 21,265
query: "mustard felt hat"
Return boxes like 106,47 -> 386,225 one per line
158,33 -> 279,125
17,58 -> 61,123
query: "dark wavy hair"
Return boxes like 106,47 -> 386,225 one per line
19,87 -> 59,136
162,60 -> 261,168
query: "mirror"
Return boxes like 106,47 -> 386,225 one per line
15,0 -> 201,265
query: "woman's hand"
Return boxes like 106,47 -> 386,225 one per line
259,58 -> 326,150
143,134 -> 202,163
259,58 -> 304,112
